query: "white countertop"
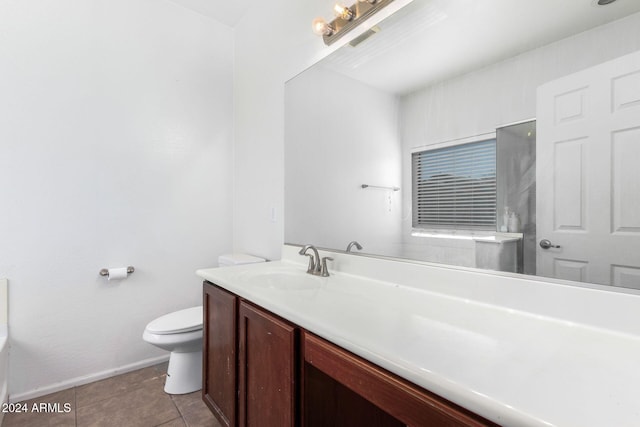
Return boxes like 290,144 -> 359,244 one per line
197,246 -> 640,427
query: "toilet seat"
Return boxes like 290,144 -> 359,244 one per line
145,306 -> 202,335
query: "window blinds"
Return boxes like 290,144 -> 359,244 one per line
412,139 -> 496,229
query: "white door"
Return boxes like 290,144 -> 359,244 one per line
536,50 -> 640,288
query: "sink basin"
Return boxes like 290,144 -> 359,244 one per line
236,266 -> 323,291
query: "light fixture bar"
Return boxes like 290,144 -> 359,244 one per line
315,0 -> 395,46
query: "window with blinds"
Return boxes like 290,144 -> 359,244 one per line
412,139 -> 497,230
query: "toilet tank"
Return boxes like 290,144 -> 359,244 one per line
218,253 -> 266,267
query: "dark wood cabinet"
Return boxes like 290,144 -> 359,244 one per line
203,281 -> 298,427
238,301 -> 297,427
203,280 -> 496,427
202,283 -> 237,427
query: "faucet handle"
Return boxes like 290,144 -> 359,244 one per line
320,257 -> 333,277
304,254 -> 316,274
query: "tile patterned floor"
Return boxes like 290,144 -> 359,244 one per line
2,363 -> 221,427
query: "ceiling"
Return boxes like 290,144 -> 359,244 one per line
167,0 -> 255,27
320,0 -> 640,94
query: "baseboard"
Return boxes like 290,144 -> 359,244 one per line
9,354 -> 170,403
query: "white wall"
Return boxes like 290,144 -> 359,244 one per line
400,12 -> 640,147
0,0 -> 234,399
285,66 -> 402,256
232,1 -> 326,261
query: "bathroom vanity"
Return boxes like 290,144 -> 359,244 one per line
202,282 -> 493,427
197,245 -> 640,427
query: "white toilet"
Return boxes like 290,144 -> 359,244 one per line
143,253 -> 265,394
143,306 -> 203,394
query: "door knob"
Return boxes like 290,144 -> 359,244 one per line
539,239 -> 561,249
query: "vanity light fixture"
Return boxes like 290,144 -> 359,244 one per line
312,17 -> 335,36
334,4 -> 355,21
313,0 -> 395,46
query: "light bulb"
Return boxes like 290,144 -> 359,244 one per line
333,4 -> 354,20
312,17 -> 334,36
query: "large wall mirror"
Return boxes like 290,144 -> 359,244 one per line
285,0 -> 640,290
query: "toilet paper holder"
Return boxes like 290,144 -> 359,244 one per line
99,266 -> 135,277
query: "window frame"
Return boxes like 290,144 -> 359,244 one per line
411,132 -> 497,234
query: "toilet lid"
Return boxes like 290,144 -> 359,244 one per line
146,306 -> 202,335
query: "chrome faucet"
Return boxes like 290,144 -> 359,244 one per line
346,241 -> 363,252
298,245 -> 333,277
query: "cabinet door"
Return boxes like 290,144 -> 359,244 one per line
238,301 -> 297,427
203,282 -> 237,427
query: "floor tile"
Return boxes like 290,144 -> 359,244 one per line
171,392 -> 220,427
0,363 -> 213,427
155,418 -> 185,427
76,377 -> 178,427
2,388 -> 76,427
76,366 -> 166,409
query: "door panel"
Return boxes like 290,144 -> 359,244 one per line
612,127 -> 640,233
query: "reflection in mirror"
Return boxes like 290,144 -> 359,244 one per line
285,0 -> 640,290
